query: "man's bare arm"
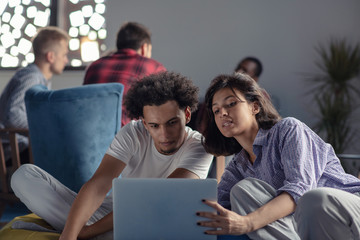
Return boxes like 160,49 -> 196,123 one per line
168,168 -> 199,179
59,154 -> 126,240
77,212 -> 114,239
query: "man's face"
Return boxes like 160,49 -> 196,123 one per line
50,39 -> 69,75
142,100 -> 191,155
236,60 -> 258,81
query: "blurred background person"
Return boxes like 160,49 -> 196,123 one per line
0,26 -> 69,163
83,22 -> 166,127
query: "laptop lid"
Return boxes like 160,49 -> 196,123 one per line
112,178 -> 217,240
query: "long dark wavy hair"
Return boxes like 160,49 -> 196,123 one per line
202,73 -> 281,156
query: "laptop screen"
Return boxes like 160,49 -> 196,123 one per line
112,178 -> 217,240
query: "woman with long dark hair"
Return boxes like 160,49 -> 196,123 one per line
197,73 -> 360,239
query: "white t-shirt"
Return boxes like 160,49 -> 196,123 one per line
106,120 -> 213,179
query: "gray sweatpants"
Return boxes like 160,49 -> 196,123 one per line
11,164 -> 113,239
11,165 -> 360,240
230,177 -> 360,240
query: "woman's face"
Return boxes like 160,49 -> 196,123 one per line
211,87 -> 259,139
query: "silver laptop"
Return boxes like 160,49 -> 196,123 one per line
112,178 -> 217,240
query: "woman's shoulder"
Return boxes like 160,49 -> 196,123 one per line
274,117 -> 303,129
268,117 -> 306,138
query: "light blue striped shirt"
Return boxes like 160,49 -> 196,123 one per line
218,117 -> 360,209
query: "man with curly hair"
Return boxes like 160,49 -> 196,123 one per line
11,71 -> 213,240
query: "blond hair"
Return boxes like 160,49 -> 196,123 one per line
32,26 -> 70,59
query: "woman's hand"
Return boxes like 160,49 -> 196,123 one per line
197,200 -> 252,235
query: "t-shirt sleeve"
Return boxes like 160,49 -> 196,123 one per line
277,120 -> 327,203
105,121 -> 139,164
175,132 -> 213,179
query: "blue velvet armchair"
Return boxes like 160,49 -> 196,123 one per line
24,83 -> 124,192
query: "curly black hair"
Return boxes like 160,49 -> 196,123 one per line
124,71 -> 199,119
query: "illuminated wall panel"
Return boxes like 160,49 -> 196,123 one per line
63,0 -> 107,67
0,0 -> 50,67
0,0 -> 107,68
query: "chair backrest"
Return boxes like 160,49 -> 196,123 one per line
25,83 -> 124,192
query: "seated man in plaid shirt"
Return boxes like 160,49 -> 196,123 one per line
83,22 -> 166,126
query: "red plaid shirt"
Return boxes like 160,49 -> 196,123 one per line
83,49 -> 166,126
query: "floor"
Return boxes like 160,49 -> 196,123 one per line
0,202 -> 30,228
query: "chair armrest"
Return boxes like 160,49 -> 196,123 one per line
0,128 -> 33,195
0,128 -> 30,134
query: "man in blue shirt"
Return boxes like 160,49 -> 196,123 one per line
0,26 -> 69,161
